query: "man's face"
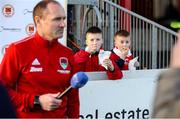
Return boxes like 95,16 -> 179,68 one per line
36,3 -> 66,41
86,33 -> 103,52
114,35 -> 131,49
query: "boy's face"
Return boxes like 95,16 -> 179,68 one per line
114,35 -> 131,49
86,33 -> 103,52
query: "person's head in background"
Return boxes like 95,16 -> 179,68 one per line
33,0 -> 66,41
85,26 -> 103,54
172,0 -> 180,13
114,30 -> 131,51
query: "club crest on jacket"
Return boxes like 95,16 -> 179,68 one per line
59,57 -> 68,69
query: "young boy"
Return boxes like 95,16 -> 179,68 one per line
74,26 -> 123,80
110,30 -> 139,70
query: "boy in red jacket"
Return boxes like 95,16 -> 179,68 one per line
110,30 -> 139,70
74,26 -> 123,80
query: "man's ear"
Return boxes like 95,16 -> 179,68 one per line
34,16 -> 41,25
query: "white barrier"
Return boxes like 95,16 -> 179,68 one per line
80,69 -> 164,119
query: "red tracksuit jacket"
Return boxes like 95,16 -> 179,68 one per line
110,48 -> 133,70
74,50 -> 123,80
0,32 -> 79,118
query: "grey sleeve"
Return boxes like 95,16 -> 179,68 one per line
152,68 -> 180,118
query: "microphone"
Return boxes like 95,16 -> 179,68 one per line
56,72 -> 89,99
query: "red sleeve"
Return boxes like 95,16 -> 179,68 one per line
67,53 -> 80,118
74,50 -> 90,71
0,44 -> 34,111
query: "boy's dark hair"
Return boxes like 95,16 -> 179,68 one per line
86,26 -> 102,35
33,0 -> 60,26
114,30 -> 130,37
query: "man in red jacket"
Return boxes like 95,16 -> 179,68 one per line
0,0 -> 79,118
74,26 -> 123,80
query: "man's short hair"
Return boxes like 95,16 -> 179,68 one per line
114,30 -> 130,38
33,0 -> 60,26
86,26 -> 102,35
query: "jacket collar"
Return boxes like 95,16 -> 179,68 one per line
34,32 -> 58,48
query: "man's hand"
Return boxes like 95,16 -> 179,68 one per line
39,92 -> 62,111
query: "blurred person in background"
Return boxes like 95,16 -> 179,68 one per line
0,79 -> 17,118
158,0 -> 180,32
152,31 -> 180,118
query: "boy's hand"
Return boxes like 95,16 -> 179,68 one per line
103,59 -> 114,71
134,61 -> 140,67
120,47 -> 129,60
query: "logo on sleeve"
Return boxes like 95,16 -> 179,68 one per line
57,57 -> 70,74
30,58 -> 42,72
